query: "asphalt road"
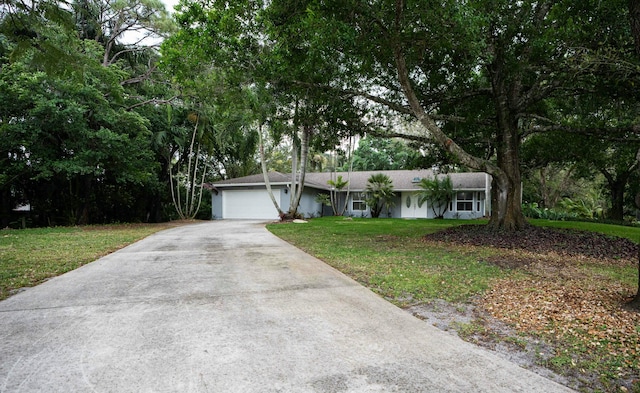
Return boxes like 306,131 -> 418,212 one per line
0,221 -> 574,392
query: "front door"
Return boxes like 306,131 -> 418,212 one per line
401,192 -> 428,218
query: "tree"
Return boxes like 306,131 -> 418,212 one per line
348,136 -> 426,171
365,173 -> 395,218
522,128 -> 640,221
0,54 -> 157,225
327,175 -> 349,216
168,109 -> 209,220
0,0 -> 178,226
417,176 -> 455,219
163,0 -> 364,220
262,0 -> 640,232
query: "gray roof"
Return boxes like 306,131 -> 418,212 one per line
212,170 -> 490,191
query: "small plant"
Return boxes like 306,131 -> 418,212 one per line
417,175 -> 455,219
314,193 -> 331,217
327,175 -> 349,216
365,173 -> 395,218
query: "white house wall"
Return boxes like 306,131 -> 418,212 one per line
443,191 -> 486,219
296,189 -> 323,218
210,171 -> 493,220
401,192 -> 428,219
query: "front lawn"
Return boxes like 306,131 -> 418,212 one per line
0,221 -> 190,300
269,217 -> 498,303
267,217 -> 640,393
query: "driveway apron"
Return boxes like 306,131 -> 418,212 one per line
0,221 -> 573,392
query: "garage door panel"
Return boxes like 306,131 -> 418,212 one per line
222,190 -> 280,219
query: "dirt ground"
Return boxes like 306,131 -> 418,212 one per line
412,225 -> 640,393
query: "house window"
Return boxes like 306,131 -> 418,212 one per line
352,192 -> 366,211
456,191 -> 474,211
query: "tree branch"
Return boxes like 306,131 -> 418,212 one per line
126,95 -> 180,111
529,123 -> 640,142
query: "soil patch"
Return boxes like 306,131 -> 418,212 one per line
423,224 -> 637,263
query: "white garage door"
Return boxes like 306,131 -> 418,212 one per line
222,189 -> 281,219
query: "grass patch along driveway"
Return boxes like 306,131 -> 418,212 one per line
0,221 -> 191,300
268,217 -> 640,393
269,217 -> 499,304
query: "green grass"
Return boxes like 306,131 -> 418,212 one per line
269,217 -> 640,305
0,223 -> 183,300
268,217 -> 502,305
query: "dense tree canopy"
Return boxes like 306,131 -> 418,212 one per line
258,0 -> 640,229
0,0 -> 186,226
3,0 -> 640,228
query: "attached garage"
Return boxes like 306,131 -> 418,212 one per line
221,189 -> 281,220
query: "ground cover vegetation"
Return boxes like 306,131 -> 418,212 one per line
0,221 -> 189,300
268,218 -> 640,392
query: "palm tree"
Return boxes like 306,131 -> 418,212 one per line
365,173 -> 395,218
417,175 -> 455,219
327,175 -> 349,216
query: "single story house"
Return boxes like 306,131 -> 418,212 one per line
209,169 -> 492,220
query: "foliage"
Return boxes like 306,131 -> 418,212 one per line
0,0 -> 182,227
347,136 -> 427,171
417,176 -> 455,219
314,193 -> 331,217
557,197 -> 605,220
327,174 -> 349,216
364,173 -> 395,218
522,203 -> 576,221
522,129 -> 640,222
0,53 -> 159,225
524,197 -> 608,222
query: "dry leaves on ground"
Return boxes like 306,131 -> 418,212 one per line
424,225 -> 640,390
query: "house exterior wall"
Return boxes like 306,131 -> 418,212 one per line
344,193 -> 400,218
296,188 -> 324,218
443,190 -> 487,219
211,191 -> 223,219
278,187 -> 290,214
211,171 -> 492,220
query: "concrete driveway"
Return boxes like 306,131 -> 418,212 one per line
0,221 -> 573,392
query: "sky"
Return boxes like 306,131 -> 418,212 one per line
162,0 -> 179,13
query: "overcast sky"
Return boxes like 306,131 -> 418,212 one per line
163,0 -> 179,13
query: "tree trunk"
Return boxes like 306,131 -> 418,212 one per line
0,188 -> 11,228
393,38 -> 525,230
258,125 -> 285,218
628,242 -> 640,310
609,179 -> 626,221
602,171 -> 629,221
289,125 -> 310,218
77,176 -> 92,225
488,95 -> 526,231
290,135 -> 298,209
